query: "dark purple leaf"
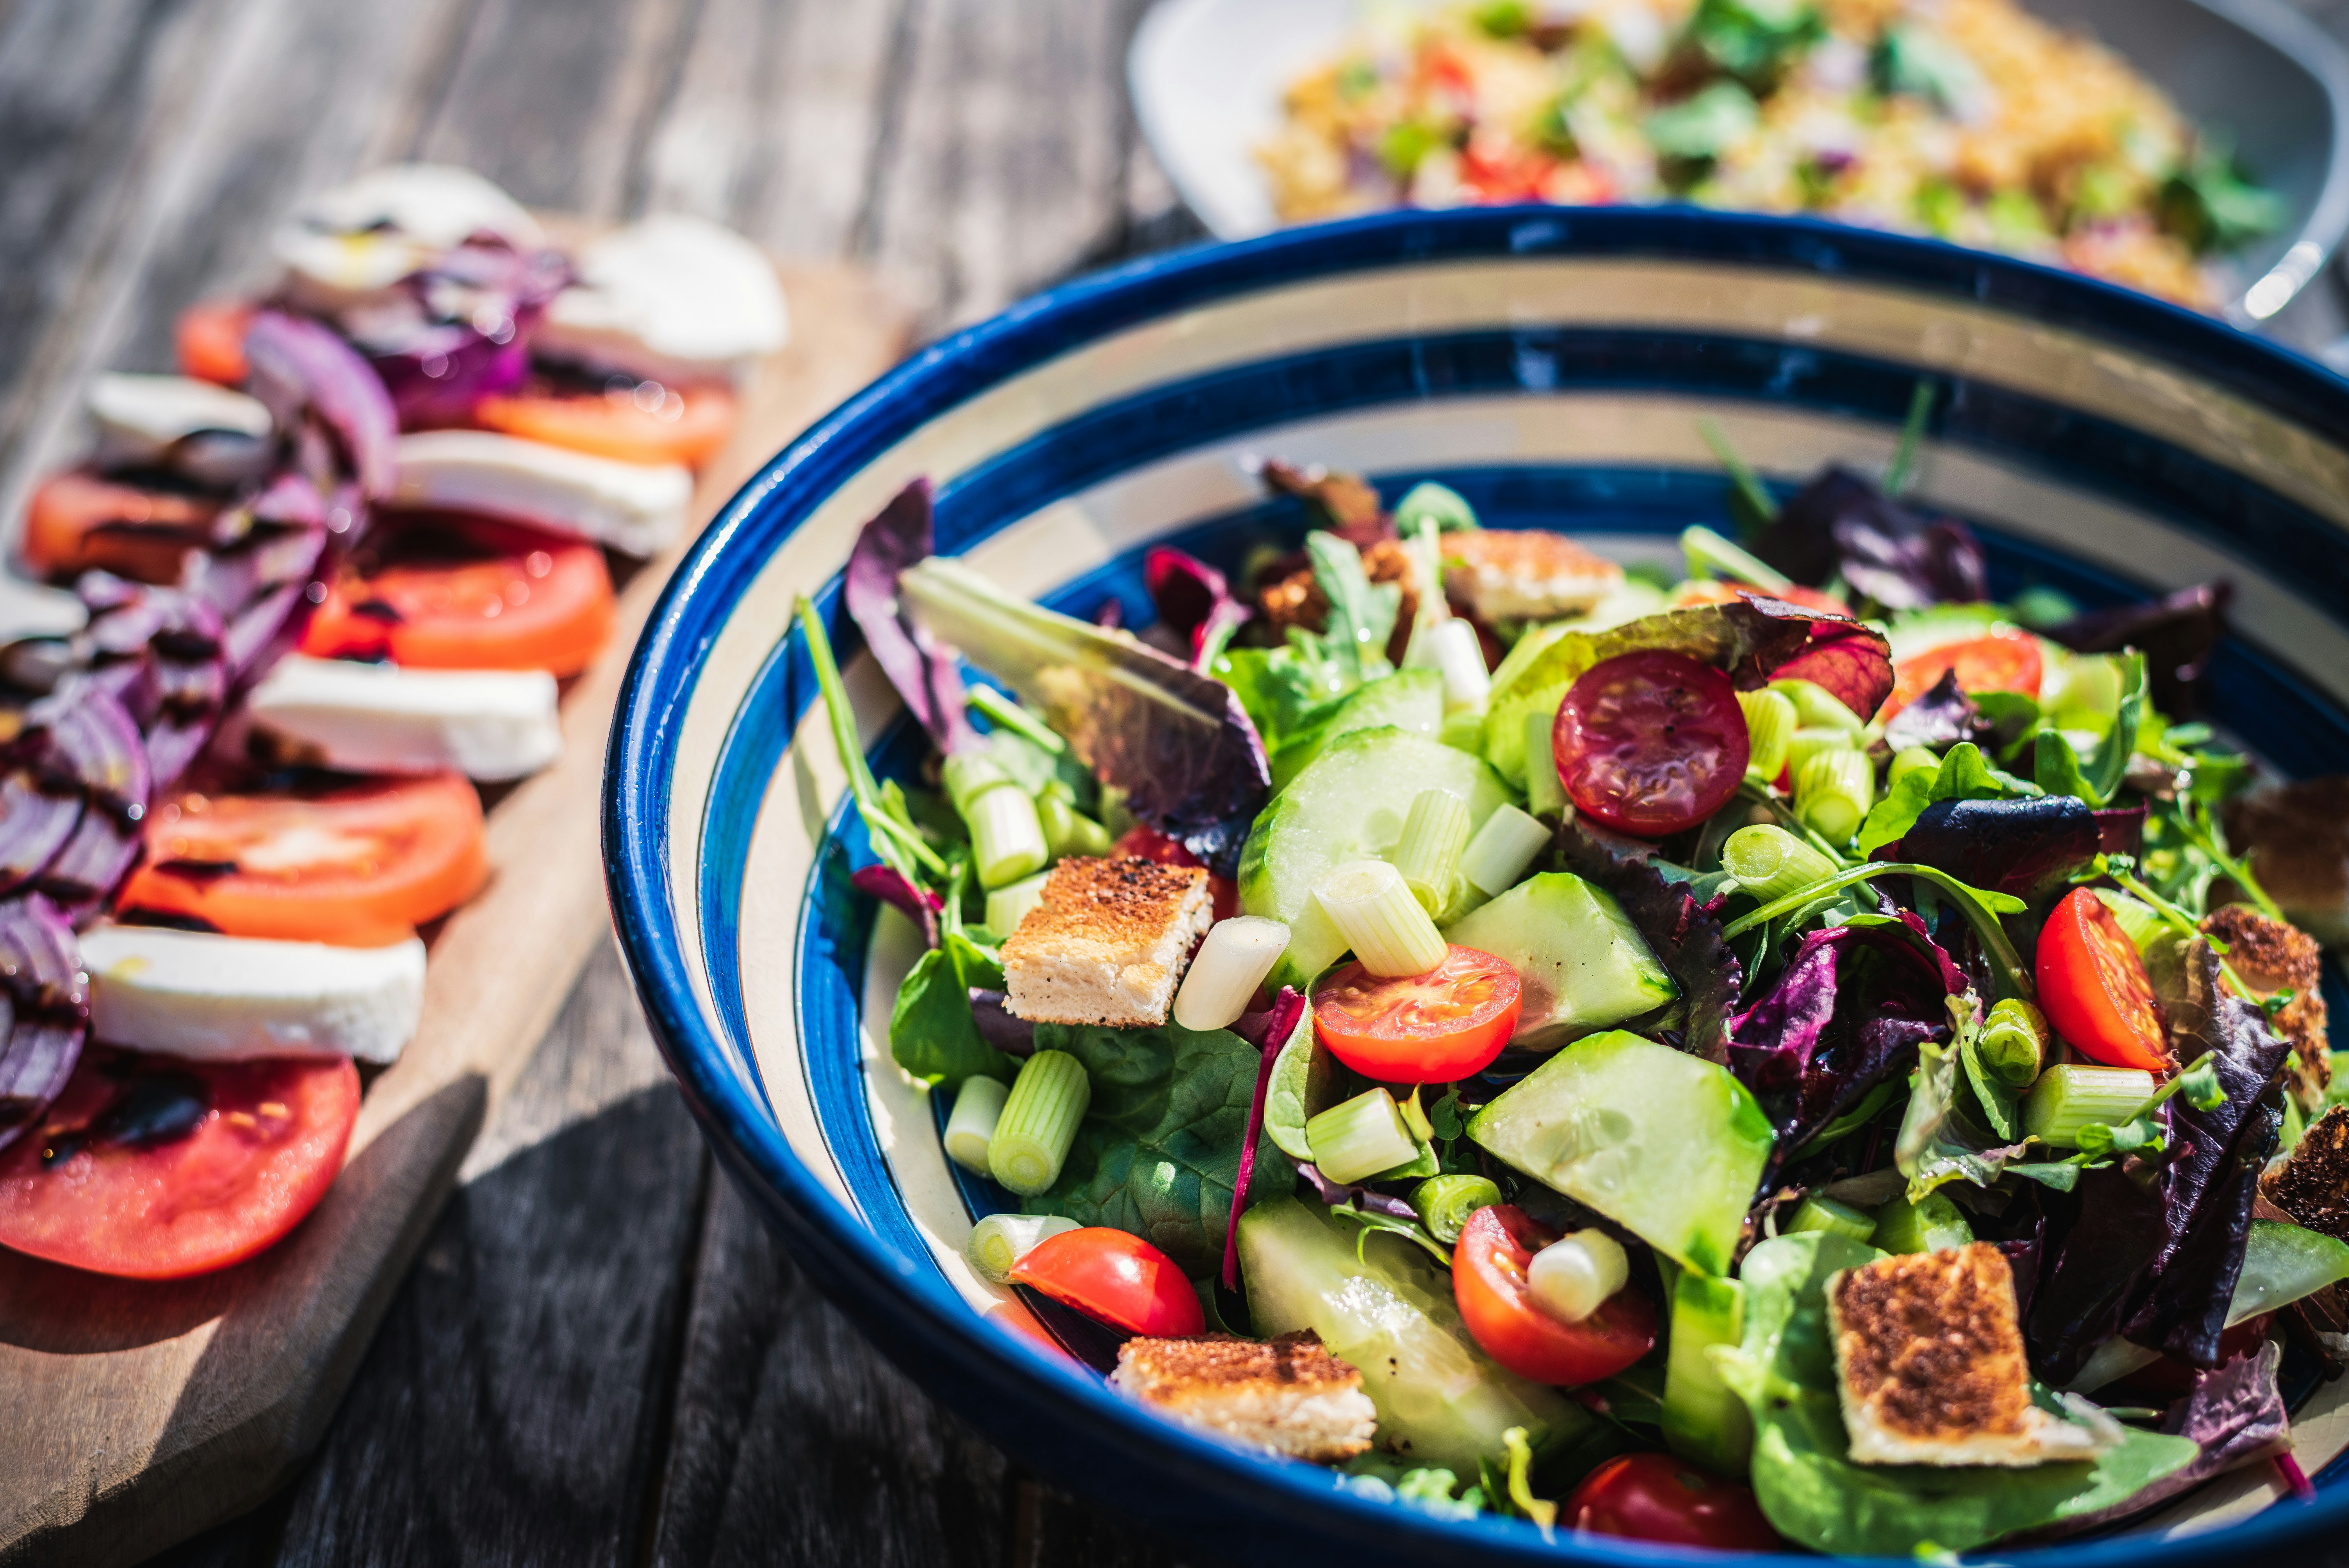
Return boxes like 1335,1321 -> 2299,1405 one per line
2028,937 -> 2289,1380
843,482 -> 977,757
1558,817 -> 1742,1062
2047,583 -> 2230,720
243,311 -> 399,499
1223,986 -> 1304,1290
1898,795 -> 2100,904
0,894 -> 90,1154
1752,466 -> 1987,610
900,551 -> 1271,876
1884,668 -> 1985,752
849,861 -> 943,948
1295,1161 -> 1420,1220
1143,547 -> 1250,670
966,990 -> 1034,1056
2094,804 -> 2146,859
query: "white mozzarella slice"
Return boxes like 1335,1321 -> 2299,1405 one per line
274,164 -> 544,310
0,574 -> 89,643
535,214 -> 789,385
87,372 -> 274,484
81,925 -> 427,1065
392,429 -> 692,556
245,656 -> 561,782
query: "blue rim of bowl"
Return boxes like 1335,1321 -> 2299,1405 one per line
604,205 -> 2349,1563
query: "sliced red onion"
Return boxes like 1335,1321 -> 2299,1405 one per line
0,763 -> 82,897
23,682 -> 152,919
1222,985 -> 1304,1289
244,310 -> 399,499
0,893 -> 90,1154
355,242 -> 568,427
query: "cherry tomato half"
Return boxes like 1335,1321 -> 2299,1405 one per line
21,470 -> 217,584
299,514 -> 615,675
176,299 -> 257,387
1114,826 -> 1238,923
1453,1205 -> 1656,1385
0,1048 -> 358,1279
471,380 -> 738,467
116,773 -> 487,947
1314,945 -> 1522,1083
2037,886 -> 2170,1071
1882,630 -> 2043,720
1563,1453 -> 1783,1550
1553,650 -> 1749,838
1007,1226 -> 1205,1337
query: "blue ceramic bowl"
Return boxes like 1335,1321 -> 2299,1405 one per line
604,207 -> 2349,1565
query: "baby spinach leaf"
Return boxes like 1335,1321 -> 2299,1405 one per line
1714,1233 -> 2200,1556
888,936 -> 1014,1089
1856,741 -> 2034,855
1022,1017 -> 1287,1276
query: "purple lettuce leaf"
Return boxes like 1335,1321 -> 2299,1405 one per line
2094,804 -> 2147,859
850,862 -> 944,948
243,310 -> 399,499
2027,937 -> 2289,1380
2047,583 -> 2230,720
1898,795 -> 2101,905
1223,986 -> 1305,1289
1144,546 -> 1250,669
966,989 -> 1035,1057
1296,1160 -> 1419,1219
0,894 -> 90,1154
899,554 -> 1270,876
843,482 -> 977,757
1884,668 -> 1985,752
1558,817 -> 1743,1062
1751,465 -> 1987,610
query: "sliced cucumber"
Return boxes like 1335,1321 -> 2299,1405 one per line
1662,1270 -> 1752,1474
1468,1030 -> 1773,1275
1239,727 -> 1511,991
1269,668 -> 1442,791
1239,1196 -> 1584,1472
1441,873 -> 1675,1049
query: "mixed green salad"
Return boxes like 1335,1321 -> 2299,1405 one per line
800,406 -> 2349,1554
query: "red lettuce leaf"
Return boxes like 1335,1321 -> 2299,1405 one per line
2047,583 -> 2230,720
1898,795 -> 2101,905
1884,668 -> 1985,752
1752,466 -> 1987,610
1557,817 -> 1743,1062
1223,986 -> 1305,1290
843,481 -> 977,756
1144,546 -> 1249,669
850,862 -> 944,948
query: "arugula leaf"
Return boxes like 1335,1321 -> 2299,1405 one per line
1023,1016 -> 1285,1276
1713,1233 -> 2199,1556
1305,531 -> 1400,684
1856,741 -> 2034,854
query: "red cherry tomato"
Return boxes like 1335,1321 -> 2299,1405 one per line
299,514 -> 615,675
1882,631 -> 2044,720
176,299 -> 257,386
1553,650 -> 1749,838
470,380 -> 738,467
1314,945 -> 1522,1083
2037,886 -> 2170,1070
1452,1205 -> 1656,1385
116,772 -> 487,947
1563,1453 -> 1783,1550
1113,826 -> 1237,923
0,1048 -> 358,1279
1007,1226 -> 1205,1337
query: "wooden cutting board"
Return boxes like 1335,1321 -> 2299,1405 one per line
0,261 -> 913,1568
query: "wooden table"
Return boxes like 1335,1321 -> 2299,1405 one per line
5,2 -> 2348,1564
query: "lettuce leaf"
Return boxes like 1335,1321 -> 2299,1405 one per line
1855,741 -> 2035,855
1483,597 -> 1892,788
843,481 -> 978,755
902,556 -> 1271,875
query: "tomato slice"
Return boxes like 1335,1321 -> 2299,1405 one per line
1007,1226 -> 1205,1337
1562,1453 -> 1783,1550
1113,826 -> 1238,923
1553,650 -> 1749,838
114,773 -> 487,946
470,380 -> 738,467
0,1048 -> 358,1279
1882,630 -> 2043,720
2037,886 -> 2170,1070
176,299 -> 257,387
1314,946 -> 1522,1083
1453,1205 -> 1656,1384
21,470 -> 217,584
299,514 -> 615,675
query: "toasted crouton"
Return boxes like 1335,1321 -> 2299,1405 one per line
2265,1107 -> 2349,1314
1829,1244 -> 2119,1467
1110,1331 -> 1377,1462
1001,855 -> 1212,1028
1442,530 -> 1624,622
2201,903 -> 2330,1102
